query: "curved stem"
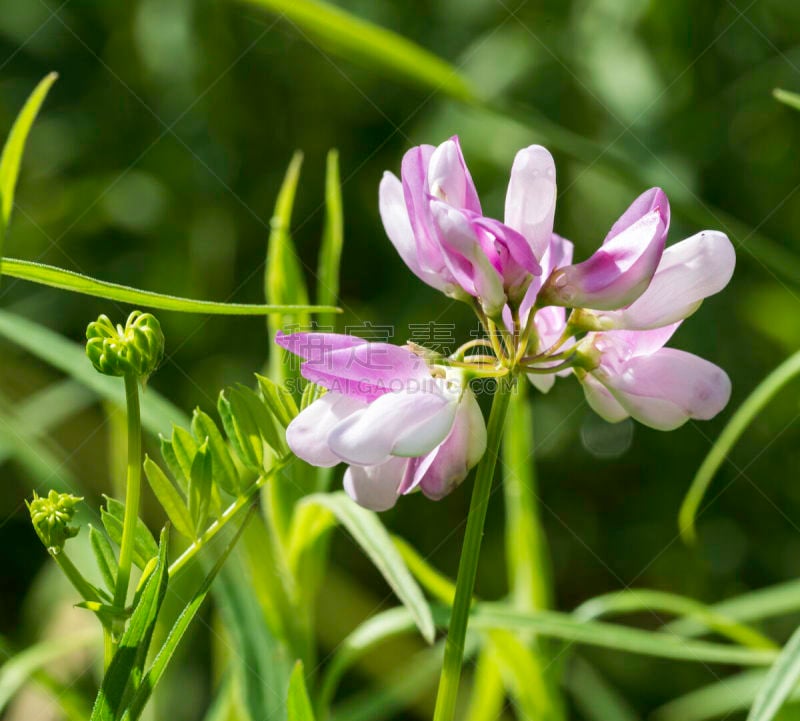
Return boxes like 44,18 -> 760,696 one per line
433,374 -> 515,721
112,374 -> 142,613
451,339 -> 495,361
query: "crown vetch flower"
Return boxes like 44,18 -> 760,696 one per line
380,137 -> 543,317
575,325 -> 732,431
275,331 -> 487,511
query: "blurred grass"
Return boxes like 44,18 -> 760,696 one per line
0,0 -> 799,718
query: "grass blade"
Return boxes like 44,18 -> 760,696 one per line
679,349 -> 800,543
238,0 -> 475,102
317,149 -> 343,330
1,257 -> 338,315
0,73 -> 57,266
288,661 -> 316,721
774,88 -> 800,112
747,625 -> 800,721
303,492 -> 436,644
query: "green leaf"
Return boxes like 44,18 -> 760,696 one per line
189,441 -> 213,536
191,408 -> 240,495
101,496 -> 159,570
218,388 -> 265,472
266,152 -> 310,382
214,555 -> 294,721
679,349 -> 800,543
575,589 -> 777,650
774,88 -> 800,112
303,492 -> 435,644
91,528 -> 169,721
317,149 -> 343,330
463,650 -> 505,721
89,524 -> 118,593
565,657 -> 639,721
0,73 -> 57,264
233,383 -> 285,456
119,510 -> 254,721
158,435 -> 187,493
652,670 -> 773,721
0,309 -> 188,437
143,456 -> 194,540
288,661 -> 316,721
0,630 -> 98,715
171,425 -> 198,483
470,604 -> 777,667
747,625 -> 800,721
392,534 -> 456,606
667,579 -> 800,638
239,0 -> 475,102
255,373 -> 299,429
0,258 -> 339,315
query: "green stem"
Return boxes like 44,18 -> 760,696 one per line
112,373 -> 142,612
433,374 -> 514,721
52,551 -> 104,602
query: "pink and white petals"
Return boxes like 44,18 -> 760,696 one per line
504,145 -> 557,261
427,137 -> 482,213
343,458 -> 409,512
285,392 -> 367,467
586,231 -> 735,331
540,189 -> 669,311
327,386 -> 458,466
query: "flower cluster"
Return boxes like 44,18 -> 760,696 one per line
276,331 -> 486,511
27,490 -> 83,554
380,137 -> 734,430
275,137 -> 735,509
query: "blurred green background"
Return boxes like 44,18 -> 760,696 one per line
1,0 -> 800,717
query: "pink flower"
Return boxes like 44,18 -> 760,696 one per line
539,188 -> 670,311
576,325 -> 731,431
380,137 -> 542,317
275,331 -> 487,511
573,230 -> 736,331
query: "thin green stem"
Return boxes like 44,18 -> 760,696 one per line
433,373 -> 514,721
52,551 -> 104,602
168,464 -> 285,578
112,373 -> 142,612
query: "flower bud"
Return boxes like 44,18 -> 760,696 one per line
27,490 -> 83,554
86,311 -> 165,380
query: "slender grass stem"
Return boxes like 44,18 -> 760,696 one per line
433,373 -> 514,721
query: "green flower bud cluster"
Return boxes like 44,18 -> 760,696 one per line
27,490 -> 83,554
86,311 -> 165,380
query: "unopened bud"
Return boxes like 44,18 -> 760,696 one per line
86,311 -> 165,380
27,490 -> 83,554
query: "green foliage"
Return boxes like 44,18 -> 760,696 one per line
101,496 -> 159,570
143,456 -> 195,539
747,626 -> 800,721
1,258 -> 339,315
0,73 -> 57,265
91,529 -> 169,721
90,524 -> 119,594
317,149 -> 344,331
239,0 -> 475,101
774,89 -> 800,112
288,661 -> 316,721
679,349 -> 800,543
302,492 -> 436,644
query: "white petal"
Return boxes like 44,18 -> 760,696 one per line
582,374 -> 629,423
504,145 -> 557,261
343,458 -> 409,511
285,393 -> 367,467
327,388 -> 457,466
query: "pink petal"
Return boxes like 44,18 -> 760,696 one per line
504,145 -> 557,261
605,188 -> 670,243
427,137 -> 482,213
380,172 -> 447,292
276,331 -> 366,359
403,388 -> 487,499
542,206 -> 667,310
327,386 -> 458,466
301,343 -> 430,402
343,457 -> 409,511
285,393 -> 367,467
581,374 -> 629,423
596,348 -> 731,431
593,231 -> 735,330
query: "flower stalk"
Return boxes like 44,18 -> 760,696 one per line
112,372 -> 142,616
433,373 -> 515,721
